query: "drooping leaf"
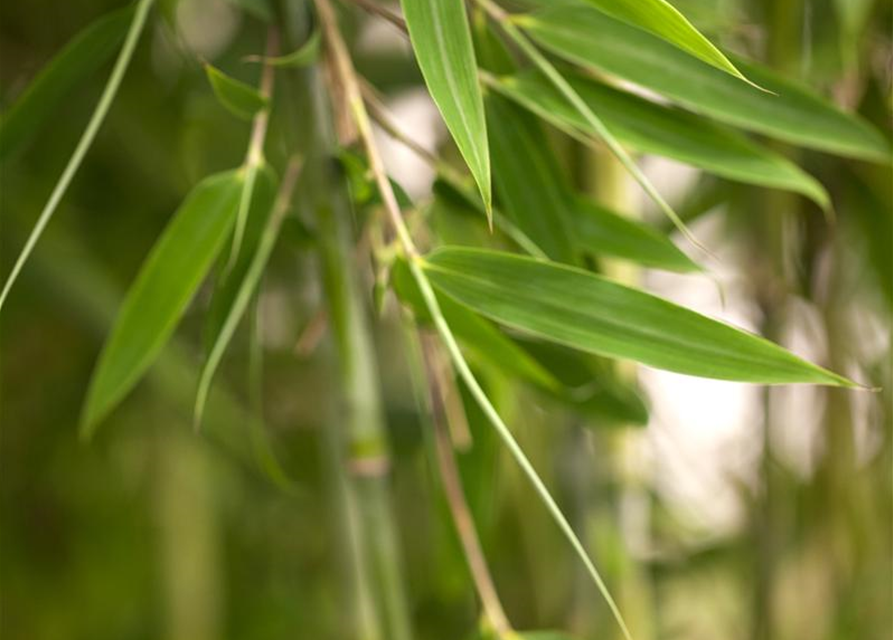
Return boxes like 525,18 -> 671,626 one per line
196,166 -> 282,428
204,64 -> 269,120
581,0 -> 750,82
569,196 -> 700,272
491,70 -> 830,207
486,93 -> 575,263
401,0 -> 491,214
81,170 -> 243,435
392,259 -> 559,391
245,30 -> 321,68
518,339 -> 649,426
0,6 -> 135,161
422,248 -> 856,386
520,5 -> 891,162
204,164 -> 278,354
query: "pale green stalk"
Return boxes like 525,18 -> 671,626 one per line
0,0 -> 156,312
315,0 -> 633,636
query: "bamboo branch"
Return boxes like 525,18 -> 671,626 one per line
342,0 -> 408,33
420,333 -> 511,636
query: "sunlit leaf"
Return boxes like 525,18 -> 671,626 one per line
401,0 -> 491,215
491,70 -> 830,208
581,0 -> 751,82
422,248 -> 856,386
520,5 -> 891,162
204,64 -> 269,120
0,6 -> 135,161
81,170 -> 243,435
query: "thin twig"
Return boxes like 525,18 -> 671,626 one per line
420,333 -> 511,636
342,0 -> 408,33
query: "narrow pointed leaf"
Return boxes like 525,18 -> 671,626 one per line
581,0 -> 750,82
492,70 -> 830,207
422,248 -> 856,386
569,196 -> 700,272
486,94 -> 575,263
392,259 -> 559,391
520,6 -> 891,162
204,64 -> 269,120
401,0 -> 491,213
196,166 -> 281,429
0,6 -> 135,161
82,170 -> 243,435
245,30 -> 321,68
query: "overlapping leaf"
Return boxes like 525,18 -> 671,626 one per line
520,5 -> 890,162
401,0 -> 491,214
82,171 -> 243,435
491,70 -> 830,207
422,248 -> 856,386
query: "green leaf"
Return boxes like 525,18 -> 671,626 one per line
486,94 -> 575,263
245,30 -> 321,68
204,165 -> 278,356
81,170 -> 243,436
581,0 -> 750,82
196,165 -> 281,428
392,259 -> 559,391
569,196 -> 700,272
520,5 -> 891,162
519,632 -> 580,640
401,0 -> 491,215
422,248 -> 856,386
491,70 -> 830,208
204,64 -> 269,120
0,6 -> 135,162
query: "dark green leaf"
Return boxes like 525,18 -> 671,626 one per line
520,6 -> 890,162
422,248 -> 856,386
81,170 -> 243,435
569,196 -> 700,272
486,93 -> 575,263
401,0 -> 491,214
0,6 -> 134,161
224,0 -> 273,22
491,70 -> 830,207
204,64 -> 269,120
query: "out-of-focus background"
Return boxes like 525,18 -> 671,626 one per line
1,1 -> 891,639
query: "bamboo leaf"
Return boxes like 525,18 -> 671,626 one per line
245,30 -> 321,67
422,248 -> 857,386
519,5 -> 891,162
81,170 -> 243,436
392,259 -> 559,391
401,0 -> 491,215
0,6 -> 135,162
486,93 -> 575,263
581,0 -> 750,82
224,0 -> 273,22
196,166 -> 281,429
569,196 -> 700,272
204,64 -> 269,120
491,70 -> 830,208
